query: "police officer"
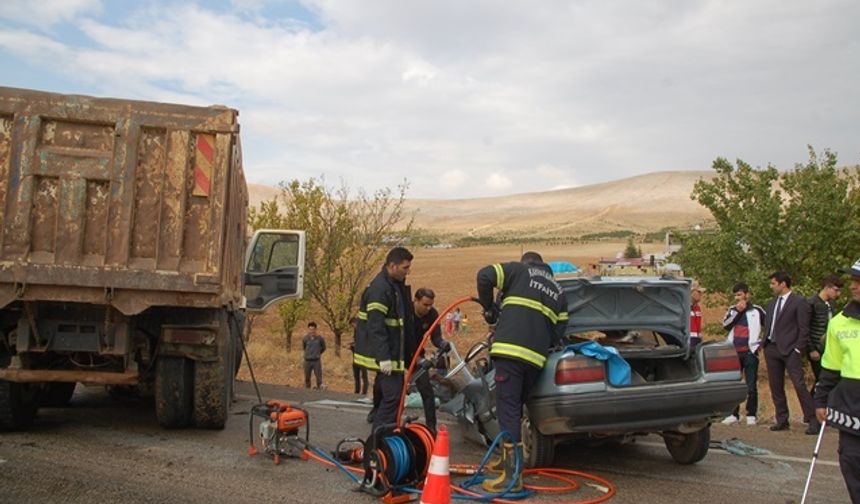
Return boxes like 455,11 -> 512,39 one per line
476,252 -> 568,492
354,247 -> 415,433
814,258 -> 860,503
409,287 -> 450,434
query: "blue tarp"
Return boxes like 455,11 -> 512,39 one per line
548,261 -> 579,274
563,341 -> 632,386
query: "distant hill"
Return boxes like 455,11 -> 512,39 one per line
247,170 -> 715,238
248,183 -> 280,210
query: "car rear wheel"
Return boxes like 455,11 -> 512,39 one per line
664,425 -> 710,464
521,407 -> 555,468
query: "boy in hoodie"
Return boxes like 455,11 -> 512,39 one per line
721,282 -> 766,425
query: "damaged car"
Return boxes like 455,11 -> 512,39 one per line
435,276 -> 747,467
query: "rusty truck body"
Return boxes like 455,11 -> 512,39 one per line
0,86 -> 304,430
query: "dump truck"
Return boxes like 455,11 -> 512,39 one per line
0,86 -> 305,430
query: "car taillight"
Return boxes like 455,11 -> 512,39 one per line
703,346 -> 740,373
555,355 -> 606,385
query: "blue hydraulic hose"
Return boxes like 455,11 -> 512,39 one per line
310,446 -> 361,484
408,431 -> 532,502
384,435 -> 412,484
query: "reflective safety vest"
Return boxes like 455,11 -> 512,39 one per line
353,269 -> 413,373
477,261 -> 568,369
822,308 -> 860,379
818,302 -> 860,436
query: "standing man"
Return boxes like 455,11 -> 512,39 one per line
690,281 -> 705,348
808,275 -> 844,394
476,252 -> 568,492
721,282 -> 766,426
762,271 -> 817,434
814,259 -> 860,503
347,317 -> 369,397
302,322 -> 326,389
410,287 -> 450,434
354,247 -> 415,433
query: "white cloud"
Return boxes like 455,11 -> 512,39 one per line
486,173 -> 512,191
0,1 -> 858,199
440,169 -> 468,190
401,60 -> 437,86
0,0 -> 101,27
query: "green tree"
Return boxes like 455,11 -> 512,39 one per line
676,147 -> 860,300
273,178 -> 413,356
623,237 -> 639,258
278,298 -> 308,351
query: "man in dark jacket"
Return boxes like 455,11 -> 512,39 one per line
808,274 -> 844,393
476,251 -> 568,492
762,271 -> 817,434
302,322 -> 326,389
354,247 -> 415,433
814,259 -> 860,503
408,287 -> 450,434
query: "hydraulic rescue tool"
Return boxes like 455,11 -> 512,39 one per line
248,400 -> 310,464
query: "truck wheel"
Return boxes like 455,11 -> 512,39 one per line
193,358 -> 230,429
0,381 -> 39,430
39,382 -> 77,407
664,426 -> 710,464
155,356 -> 194,428
521,407 -> 555,468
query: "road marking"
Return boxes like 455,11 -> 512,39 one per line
303,399 -> 373,409
637,440 -> 839,467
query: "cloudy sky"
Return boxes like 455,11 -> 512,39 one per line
1,1 -> 858,198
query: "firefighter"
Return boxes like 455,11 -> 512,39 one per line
476,252 -> 568,492
354,247 -> 415,433
814,258 -> 860,503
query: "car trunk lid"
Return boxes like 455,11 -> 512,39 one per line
560,276 -> 691,349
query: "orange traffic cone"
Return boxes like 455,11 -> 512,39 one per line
420,424 -> 451,504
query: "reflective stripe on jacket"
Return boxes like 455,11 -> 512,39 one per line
815,301 -> 860,436
477,261 -> 568,369
353,269 -> 413,373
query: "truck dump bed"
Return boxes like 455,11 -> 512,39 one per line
0,87 -> 248,315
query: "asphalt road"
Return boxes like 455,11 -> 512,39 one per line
0,380 -> 850,503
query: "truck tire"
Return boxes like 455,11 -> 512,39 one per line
193,357 -> 230,429
521,407 -> 555,468
664,425 -> 710,464
39,382 -> 77,407
155,356 -> 194,428
0,381 -> 38,430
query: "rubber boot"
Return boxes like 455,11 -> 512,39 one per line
484,446 -> 504,474
481,442 -> 523,493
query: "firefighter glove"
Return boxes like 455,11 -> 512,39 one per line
483,308 -> 498,325
379,360 -> 393,375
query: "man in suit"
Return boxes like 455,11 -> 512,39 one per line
763,271 -> 818,434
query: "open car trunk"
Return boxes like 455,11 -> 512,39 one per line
560,277 -> 698,386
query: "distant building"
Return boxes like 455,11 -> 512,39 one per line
593,254 -> 680,277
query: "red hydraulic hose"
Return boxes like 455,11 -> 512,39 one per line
395,295 -> 478,429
